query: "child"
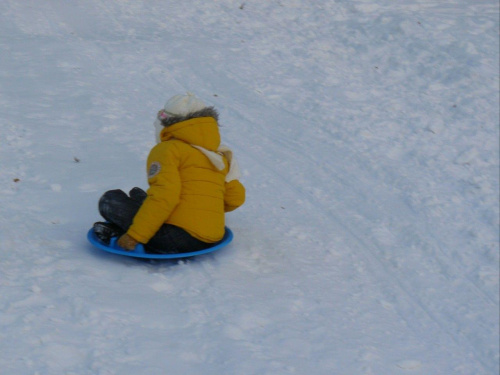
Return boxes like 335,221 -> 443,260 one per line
94,92 -> 245,254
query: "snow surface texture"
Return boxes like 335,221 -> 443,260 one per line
0,1 -> 498,374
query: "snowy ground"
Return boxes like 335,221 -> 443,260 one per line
0,1 -> 498,374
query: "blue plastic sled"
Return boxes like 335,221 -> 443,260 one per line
87,227 -> 233,259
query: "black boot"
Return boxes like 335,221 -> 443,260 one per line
129,187 -> 147,203
93,222 -> 123,244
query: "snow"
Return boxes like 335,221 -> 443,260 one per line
0,0 -> 498,374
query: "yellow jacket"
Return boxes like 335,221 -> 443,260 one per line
127,116 -> 245,244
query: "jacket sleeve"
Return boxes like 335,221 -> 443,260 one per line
127,144 -> 181,243
224,179 -> 246,212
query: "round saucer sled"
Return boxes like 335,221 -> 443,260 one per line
87,227 -> 233,259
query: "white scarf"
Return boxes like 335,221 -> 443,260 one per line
191,144 -> 242,183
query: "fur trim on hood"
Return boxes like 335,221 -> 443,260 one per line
160,107 -> 219,127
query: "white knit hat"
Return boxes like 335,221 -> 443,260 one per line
162,92 -> 206,116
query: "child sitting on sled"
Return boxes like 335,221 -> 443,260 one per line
94,92 -> 245,254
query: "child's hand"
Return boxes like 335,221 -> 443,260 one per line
117,233 -> 139,251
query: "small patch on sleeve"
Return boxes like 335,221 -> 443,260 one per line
148,161 -> 161,178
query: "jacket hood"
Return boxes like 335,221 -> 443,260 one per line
159,108 -> 221,151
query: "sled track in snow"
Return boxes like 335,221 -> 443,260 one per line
233,119 -> 497,373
